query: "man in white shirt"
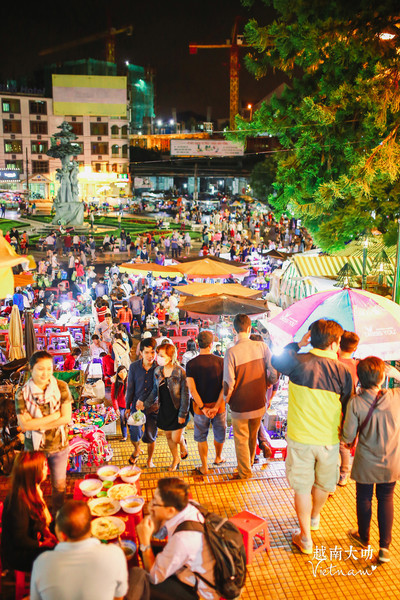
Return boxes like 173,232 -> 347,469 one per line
30,501 -> 127,600
128,478 -> 218,600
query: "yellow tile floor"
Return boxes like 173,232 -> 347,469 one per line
105,426 -> 399,600
1,425 -> 397,600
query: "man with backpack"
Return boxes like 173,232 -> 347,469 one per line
127,477 -> 246,600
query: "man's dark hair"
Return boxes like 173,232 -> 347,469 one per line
91,334 -> 99,340
71,348 -> 81,356
157,477 -> 189,512
310,319 -> 343,350
233,314 -> 251,333
340,331 -> 360,353
197,330 -> 213,348
56,500 -> 91,540
140,337 -> 157,351
357,356 -> 385,389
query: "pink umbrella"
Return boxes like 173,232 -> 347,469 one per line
268,288 -> 400,360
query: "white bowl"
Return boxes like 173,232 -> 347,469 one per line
119,465 -> 142,484
120,496 -> 145,514
97,465 -> 120,482
79,478 -> 103,498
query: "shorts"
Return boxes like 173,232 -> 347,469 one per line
129,411 -> 158,444
193,411 -> 226,444
285,438 -> 339,494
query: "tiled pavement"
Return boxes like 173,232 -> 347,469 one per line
1,426 -> 399,599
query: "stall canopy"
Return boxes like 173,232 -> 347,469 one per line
14,272 -> 35,288
119,262 -> 182,277
173,282 -> 262,299
179,294 -> 269,317
174,258 -> 249,279
0,232 -> 36,299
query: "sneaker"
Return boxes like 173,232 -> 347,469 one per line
292,529 -> 313,555
348,528 -> 369,549
338,473 -> 349,487
379,548 -> 390,563
310,515 -> 320,531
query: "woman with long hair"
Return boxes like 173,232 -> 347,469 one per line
111,365 -> 128,441
1,451 -> 56,571
149,343 -> 189,471
15,350 -> 72,514
112,332 -> 131,371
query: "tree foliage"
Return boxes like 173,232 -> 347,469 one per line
234,0 -> 400,251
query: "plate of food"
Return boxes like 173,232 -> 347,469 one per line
91,516 -> 125,540
88,497 -> 121,517
107,483 -> 138,501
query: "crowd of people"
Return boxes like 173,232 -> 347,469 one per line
0,205 -> 398,600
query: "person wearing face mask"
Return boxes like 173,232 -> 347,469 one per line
146,343 -> 190,471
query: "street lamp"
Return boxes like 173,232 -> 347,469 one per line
247,103 -> 253,120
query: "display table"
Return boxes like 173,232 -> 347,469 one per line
73,476 -> 142,565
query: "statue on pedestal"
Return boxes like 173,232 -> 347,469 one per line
47,122 -> 84,227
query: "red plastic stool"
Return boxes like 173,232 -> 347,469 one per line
15,570 -> 29,600
229,510 -> 270,564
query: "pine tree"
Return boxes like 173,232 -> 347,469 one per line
234,0 -> 400,251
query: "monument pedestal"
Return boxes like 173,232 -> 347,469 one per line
52,202 -> 84,227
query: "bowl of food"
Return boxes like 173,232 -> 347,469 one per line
120,496 -> 145,515
115,539 -> 137,561
97,465 -> 120,482
79,479 -> 103,498
88,497 -> 121,517
119,465 -> 142,484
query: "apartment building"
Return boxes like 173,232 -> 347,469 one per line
0,90 -> 130,200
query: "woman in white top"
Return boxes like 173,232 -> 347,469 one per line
112,332 -> 131,371
181,339 -> 199,369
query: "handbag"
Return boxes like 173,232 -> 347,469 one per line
347,389 -> 384,449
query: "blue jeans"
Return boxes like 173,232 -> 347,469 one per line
46,446 -> 69,514
356,481 -> 396,549
193,411 -> 226,444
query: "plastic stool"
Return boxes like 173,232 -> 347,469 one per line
229,510 -> 270,564
15,570 -> 29,600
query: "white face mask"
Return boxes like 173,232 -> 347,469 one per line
157,355 -> 168,367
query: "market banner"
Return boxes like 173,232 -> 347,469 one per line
170,139 -> 244,157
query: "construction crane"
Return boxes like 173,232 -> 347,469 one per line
189,18 -> 250,130
39,25 -> 133,64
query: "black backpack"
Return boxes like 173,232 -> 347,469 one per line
174,502 -> 247,600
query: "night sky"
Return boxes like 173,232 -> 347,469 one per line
1,0 -> 279,121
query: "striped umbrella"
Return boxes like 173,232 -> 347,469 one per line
267,288 -> 400,360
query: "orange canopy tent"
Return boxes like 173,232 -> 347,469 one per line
119,262 -> 182,277
14,272 -> 35,288
173,282 -> 262,299
0,232 -> 35,299
173,258 -> 249,279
